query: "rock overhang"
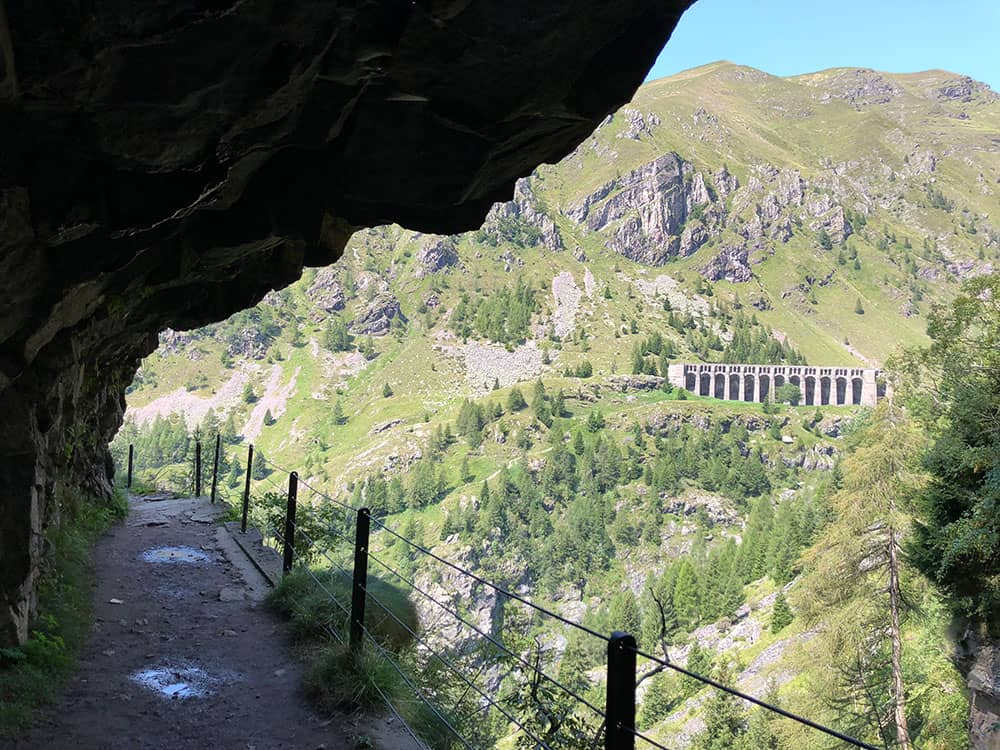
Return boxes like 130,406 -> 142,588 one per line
0,0 -> 694,645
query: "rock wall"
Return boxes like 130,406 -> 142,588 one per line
959,624 -> 1000,750
0,0 -> 693,645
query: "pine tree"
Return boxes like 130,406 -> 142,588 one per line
263,408 -> 275,426
672,560 -> 700,629
639,671 -> 676,729
683,641 -> 713,696
387,477 -> 406,514
609,590 -> 642,637
551,389 -> 567,418
323,318 -> 353,352
854,297 -> 865,315
693,664 -> 747,749
251,449 -> 270,480
333,400 -> 347,425
507,386 -> 527,411
382,382 -> 393,398
220,412 -> 240,444
770,591 -> 793,633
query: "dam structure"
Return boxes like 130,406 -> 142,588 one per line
667,363 -> 882,407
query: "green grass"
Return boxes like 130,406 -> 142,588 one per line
0,489 -> 128,736
268,567 -> 464,748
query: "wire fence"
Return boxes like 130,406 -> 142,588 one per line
124,439 -> 882,750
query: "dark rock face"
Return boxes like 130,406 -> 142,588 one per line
414,236 -> 460,277
305,268 -> 347,314
0,0 -> 692,644
483,178 -> 565,252
351,293 -> 403,336
566,153 -> 724,265
569,154 -> 688,264
701,244 -> 753,283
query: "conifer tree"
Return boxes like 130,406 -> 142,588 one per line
332,399 -> 347,425
609,590 -> 642,637
507,386 -> 527,412
770,591 -> 793,633
799,405 -> 922,750
693,664 -> 747,749
672,559 -> 700,629
639,671 -> 676,729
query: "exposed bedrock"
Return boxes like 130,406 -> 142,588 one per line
0,1 -> 693,644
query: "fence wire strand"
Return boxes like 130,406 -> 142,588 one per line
634,648 -> 879,750
356,618 -> 475,750
366,548 -> 608,722
362,585 -> 556,750
368,516 -> 612,645
288,521 -> 354,584
628,726 -> 670,749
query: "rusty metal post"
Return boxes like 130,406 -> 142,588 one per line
241,444 -> 254,534
350,508 -> 371,651
282,471 -> 298,573
127,444 -> 134,489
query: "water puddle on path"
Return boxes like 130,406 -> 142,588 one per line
129,665 -> 240,700
141,546 -> 211,564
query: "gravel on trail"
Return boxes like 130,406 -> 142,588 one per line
4,495 -> 353,750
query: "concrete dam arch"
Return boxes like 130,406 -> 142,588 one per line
668,363 -> 881,407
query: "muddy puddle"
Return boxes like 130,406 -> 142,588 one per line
141,546 -> 211,564
130,664 -> 240,699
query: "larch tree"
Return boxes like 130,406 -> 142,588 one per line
799,404 -> 925,749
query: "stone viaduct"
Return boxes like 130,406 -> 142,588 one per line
666,363 -> 882,407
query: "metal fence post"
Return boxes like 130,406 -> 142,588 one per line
210,434 -> 221,504
195,440 -> 202,497
127,444 -> 134,489
241,444 -> 254,534
282,471 -> 298,574
605,632 -> 637,750
350,507 -> 371,651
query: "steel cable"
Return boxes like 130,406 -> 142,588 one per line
361,586 -> 556,750
356,619 -> 475,750
633,648 -> 879,750
368,517 -> 612,645
366,549 -> 608,722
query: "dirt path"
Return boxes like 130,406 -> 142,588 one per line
5,495 -> 352,750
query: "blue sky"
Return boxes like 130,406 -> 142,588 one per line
646,0 -> 999,89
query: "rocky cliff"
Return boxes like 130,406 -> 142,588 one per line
0,0 -> 693,646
